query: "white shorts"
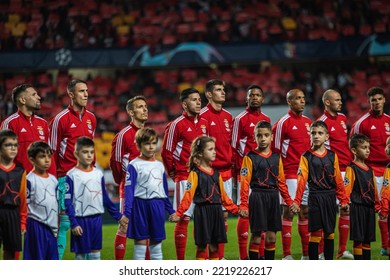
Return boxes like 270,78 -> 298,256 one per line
174,180 -> 195,217
281,179 -> 309,206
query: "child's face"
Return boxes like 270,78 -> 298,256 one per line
30,151 -> 52,173
75,146 -> 94,167
353,141 -> 370,160
310,126 -> 329,148
201,141 -> 216,162
254,127 -> 272,150
139,137 -> 157,159
0,138 -> 18,161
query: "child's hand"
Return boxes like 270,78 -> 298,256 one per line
238,209 -> 248,218
289,203 -> 300,214
340,204 -> 349,212
119,215 -> 129,229
169,213 -> 180,222
71,226 -> 83,236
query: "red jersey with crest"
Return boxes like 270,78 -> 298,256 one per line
350,110 -> 390,176
231,107 -> 270,175
109,122 -> 141,196
1,110 -> 55,174
49,105 -> 96,177
272,110 -> 312,179
161,112 -> 208,182
318,110 -> 352,172
200,103 -> 233,180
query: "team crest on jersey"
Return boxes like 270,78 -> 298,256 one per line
185,181 -> 192,190
240,167 -> 248,177
305,123 -> 310,134
385,123 -> 390,132
343,177 -> 350,186
224,119 -> 231,132
340,121 -> 347,131
87,119 -> 92,130
383,178 -> 389,188
201,124 -> 207,135
37,126 -> 44,135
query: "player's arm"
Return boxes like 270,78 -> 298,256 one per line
334,154 -> 348,205
239,155 -> 253,211
271,121 -> 283,153
176,171 -> 198,217
220,175 -> 238,214
161,123 -> 176,180
19,171 -> 27,233
277,156 -> 293,206
371,171 -> 382,213
294,155 -> 309,205
48,117 -> 63,169
123,164 -> 137,218
109,134 -> 124,185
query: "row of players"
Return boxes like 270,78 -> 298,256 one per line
0,80 -> 389,260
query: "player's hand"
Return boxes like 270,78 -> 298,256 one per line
289,203 -> 300,214
71,226 -> 83,236
169,213 -> 180,222
238,209 -> 248,218
340,204 -> 349,212
119,215 -> 129,228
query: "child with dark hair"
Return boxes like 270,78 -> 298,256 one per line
0,129 -> 27,260
291,120 -> 349,260
65,136 -> 126,260
171,136 -> 238,260
344,133 -> 382,260
24,141 -> 58,259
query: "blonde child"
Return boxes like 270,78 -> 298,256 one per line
170,136 -> 238,260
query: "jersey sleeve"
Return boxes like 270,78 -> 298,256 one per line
176,171 -> 198,217
64,175 -> 78,228
102,176 -> 122,221
123,164 -> 137,218
294,155 -> 309,205
19,171 -> 27,231
49,117 -> 63,170
372,173 -> 382,212
344,165 -> 355,201
239,155 -> 253,210
109,133 -> 123,185
220,175 -> 238,214
277,156 -> 293,206
334,154 -> 348,204
161,122 -> 176,180
381,168 -> 390,216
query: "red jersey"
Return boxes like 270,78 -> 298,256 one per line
231,107 -> 270,174
161,112 -> 208,182
109,122 -> 140,196
272,110 -> 312,179
200,103 -> 233,180
318,110 -> 352,172
1,110 -> 56,174
350,110 -> 390,176
49,105 -> 96,177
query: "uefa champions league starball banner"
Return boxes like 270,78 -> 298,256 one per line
1,34 -> 389,70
